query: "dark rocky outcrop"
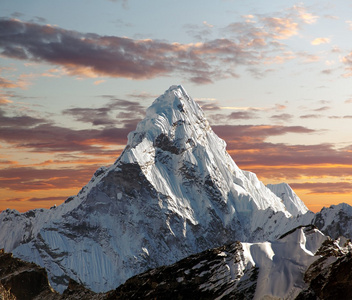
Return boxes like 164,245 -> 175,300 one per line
0,250 -> 105,300
108,242 -> 257,300
0,249 -> 58,299
296,253 -> 352,299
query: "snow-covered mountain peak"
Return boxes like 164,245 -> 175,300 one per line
267,182 -> 309,216
118,85 -> 292,218
0,85 -> 330,293
145,85 -> 201,119
123,85 -> 215,162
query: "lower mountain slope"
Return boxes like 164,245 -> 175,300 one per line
108,225 -> 352,300
3,225 -> 351,299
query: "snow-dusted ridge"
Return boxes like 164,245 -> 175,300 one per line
0,85 -> 350,293
112,225 -> 352,299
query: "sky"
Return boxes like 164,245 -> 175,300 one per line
1,0 -> 352,213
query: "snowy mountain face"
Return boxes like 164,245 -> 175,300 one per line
0,85 -> 343,293
267,182 -> 309,216
312,203 -> 352,239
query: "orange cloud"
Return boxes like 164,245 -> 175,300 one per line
341,52 -> 352,77
293,5 -> 319,24
0,98 -> 12,104
94,79 -> 105,85
311,37 -> 331,45
0,165 -> 100,192
291,181 -> 352,195
262,17 -> 298,39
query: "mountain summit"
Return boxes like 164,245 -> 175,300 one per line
0,85 -> 312,292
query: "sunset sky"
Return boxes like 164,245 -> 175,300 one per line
1,0 -> 352,213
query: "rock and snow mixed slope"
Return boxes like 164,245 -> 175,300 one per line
312,203 -> 352,239
111,225 -> 352,300
3,226 -> 351,299
0,85 -> 349,294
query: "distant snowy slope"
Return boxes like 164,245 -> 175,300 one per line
267,182 -> 309,216
313,203 -> 352,239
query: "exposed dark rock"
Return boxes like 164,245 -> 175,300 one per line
296,253 -> 352,299
279,224 -> 317,239
61,279 -> 103,299
0,249 -> 58,299
154,133 -> 184,154
0,250 -> 106,300
107,242 -> 257,300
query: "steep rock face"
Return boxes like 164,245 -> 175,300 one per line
0,86 -> 317,292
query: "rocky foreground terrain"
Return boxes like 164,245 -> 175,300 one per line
0,249 -> 103,300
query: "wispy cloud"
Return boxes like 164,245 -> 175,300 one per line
0,108 -> 47,127
0,76 -> 19,88
0,107 -> 134,154
342,52 -> 352,77
261,17 -> 298,40
0,18 -> 255,84
212,124 -> 352,166
290,182 -> 352,194
300,114 -> 323,119
227,111 -> 258,120
0,166 -> 99,191
313,106 -> 331,112
63,98 -> 145,127
270,113 -> 294,122
293,5 -> 319,24
311,37 -> 331,45
0,67 -> 30,89
0,11 -> 323,85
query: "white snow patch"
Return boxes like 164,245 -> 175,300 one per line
242,227 -> 324,299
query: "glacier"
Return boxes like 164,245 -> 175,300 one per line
0,85 -> 343,293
